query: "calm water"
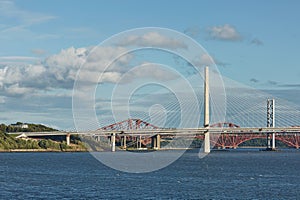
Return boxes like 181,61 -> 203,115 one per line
1,150 -> 300,199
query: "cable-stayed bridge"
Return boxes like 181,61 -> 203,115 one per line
11,118 -> 300,151
10,67 -> 300,152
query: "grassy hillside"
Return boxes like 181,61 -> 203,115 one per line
0,131 -> 87,151
0,122 -> 87,151
0,122 -> 57,133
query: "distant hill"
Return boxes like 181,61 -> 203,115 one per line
0,122 -> 58,133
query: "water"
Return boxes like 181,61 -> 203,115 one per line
1,150 -> 300,199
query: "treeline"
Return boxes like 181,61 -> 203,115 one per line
0,122 -> 86,151
0,122 -> 57,133
0,131 -> 86,151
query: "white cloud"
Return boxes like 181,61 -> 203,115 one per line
86,46 -> 130,70
0,96 -> 5,103
0,46 -> 133,96
0,56 -> 39,65
25,65 -> 46,78
101,72 -> 122,83
127,63 -> 178,82
207,24 -> 242,41
0,56 -> 39,61
75,46 -> 134,85
0,66 -> 23,84
46,47 -> 86,70
197,54 -> 215,66
192,53 -> 227,67
117,32 -> 187,49
5,83 -> 35,96
0,43 -> 189,98
0,64 -> 44,84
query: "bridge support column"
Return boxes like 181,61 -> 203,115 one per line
272,133 -> 276,149
267,133 -> 271,149
151,134 -> 161,150
203,66 -> 210,153
157,134 -> 160,149
66,134 -> 70,146
204,132 -> 210,153
122,136 -> 127,149
151,136 -> 156,149
139,135 -> 142,148
94,135 -> 100,142
111,133 -> 116,152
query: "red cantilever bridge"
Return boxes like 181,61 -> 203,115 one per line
90,118 -> 300,149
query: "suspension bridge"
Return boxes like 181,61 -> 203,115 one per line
10,67 -> 300,152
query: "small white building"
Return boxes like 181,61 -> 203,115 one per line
11,123 -> 29,129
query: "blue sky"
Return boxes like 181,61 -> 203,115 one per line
0,0 -> 300,129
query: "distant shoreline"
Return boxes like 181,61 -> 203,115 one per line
0,149 -> 87,152
1,147 -> 297,153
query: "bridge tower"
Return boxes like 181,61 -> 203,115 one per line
203,66 -> 210,153
267,99 -> 275,150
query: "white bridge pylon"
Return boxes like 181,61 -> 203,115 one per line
203,66 -> 210,153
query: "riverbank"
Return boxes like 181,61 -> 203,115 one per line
0,131 -> 88,152
0,148 -> 87,152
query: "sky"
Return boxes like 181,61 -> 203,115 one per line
0,0 -> 300,129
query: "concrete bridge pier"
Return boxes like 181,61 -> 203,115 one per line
66,134 -> 71,146
121,135 -> 127,149
272,133 -> 276,149
267,133 -> 271,149
135,135 -> 143,149
138,135 -> 142,148
151,134 -> 161,150
111,133 -> 116,152
96,135 -> 101,142
136,137 -> 139,148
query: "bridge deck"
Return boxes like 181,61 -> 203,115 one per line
7,127 -> 300,137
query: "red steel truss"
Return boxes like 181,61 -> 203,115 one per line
99,119 -> 300,148
99,118 -> 159,131
212,134 -> 300,149
209,122 -> 300,148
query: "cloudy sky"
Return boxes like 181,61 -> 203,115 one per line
1,0 -> 300,129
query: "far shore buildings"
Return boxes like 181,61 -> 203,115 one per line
10,123 -> 29,129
